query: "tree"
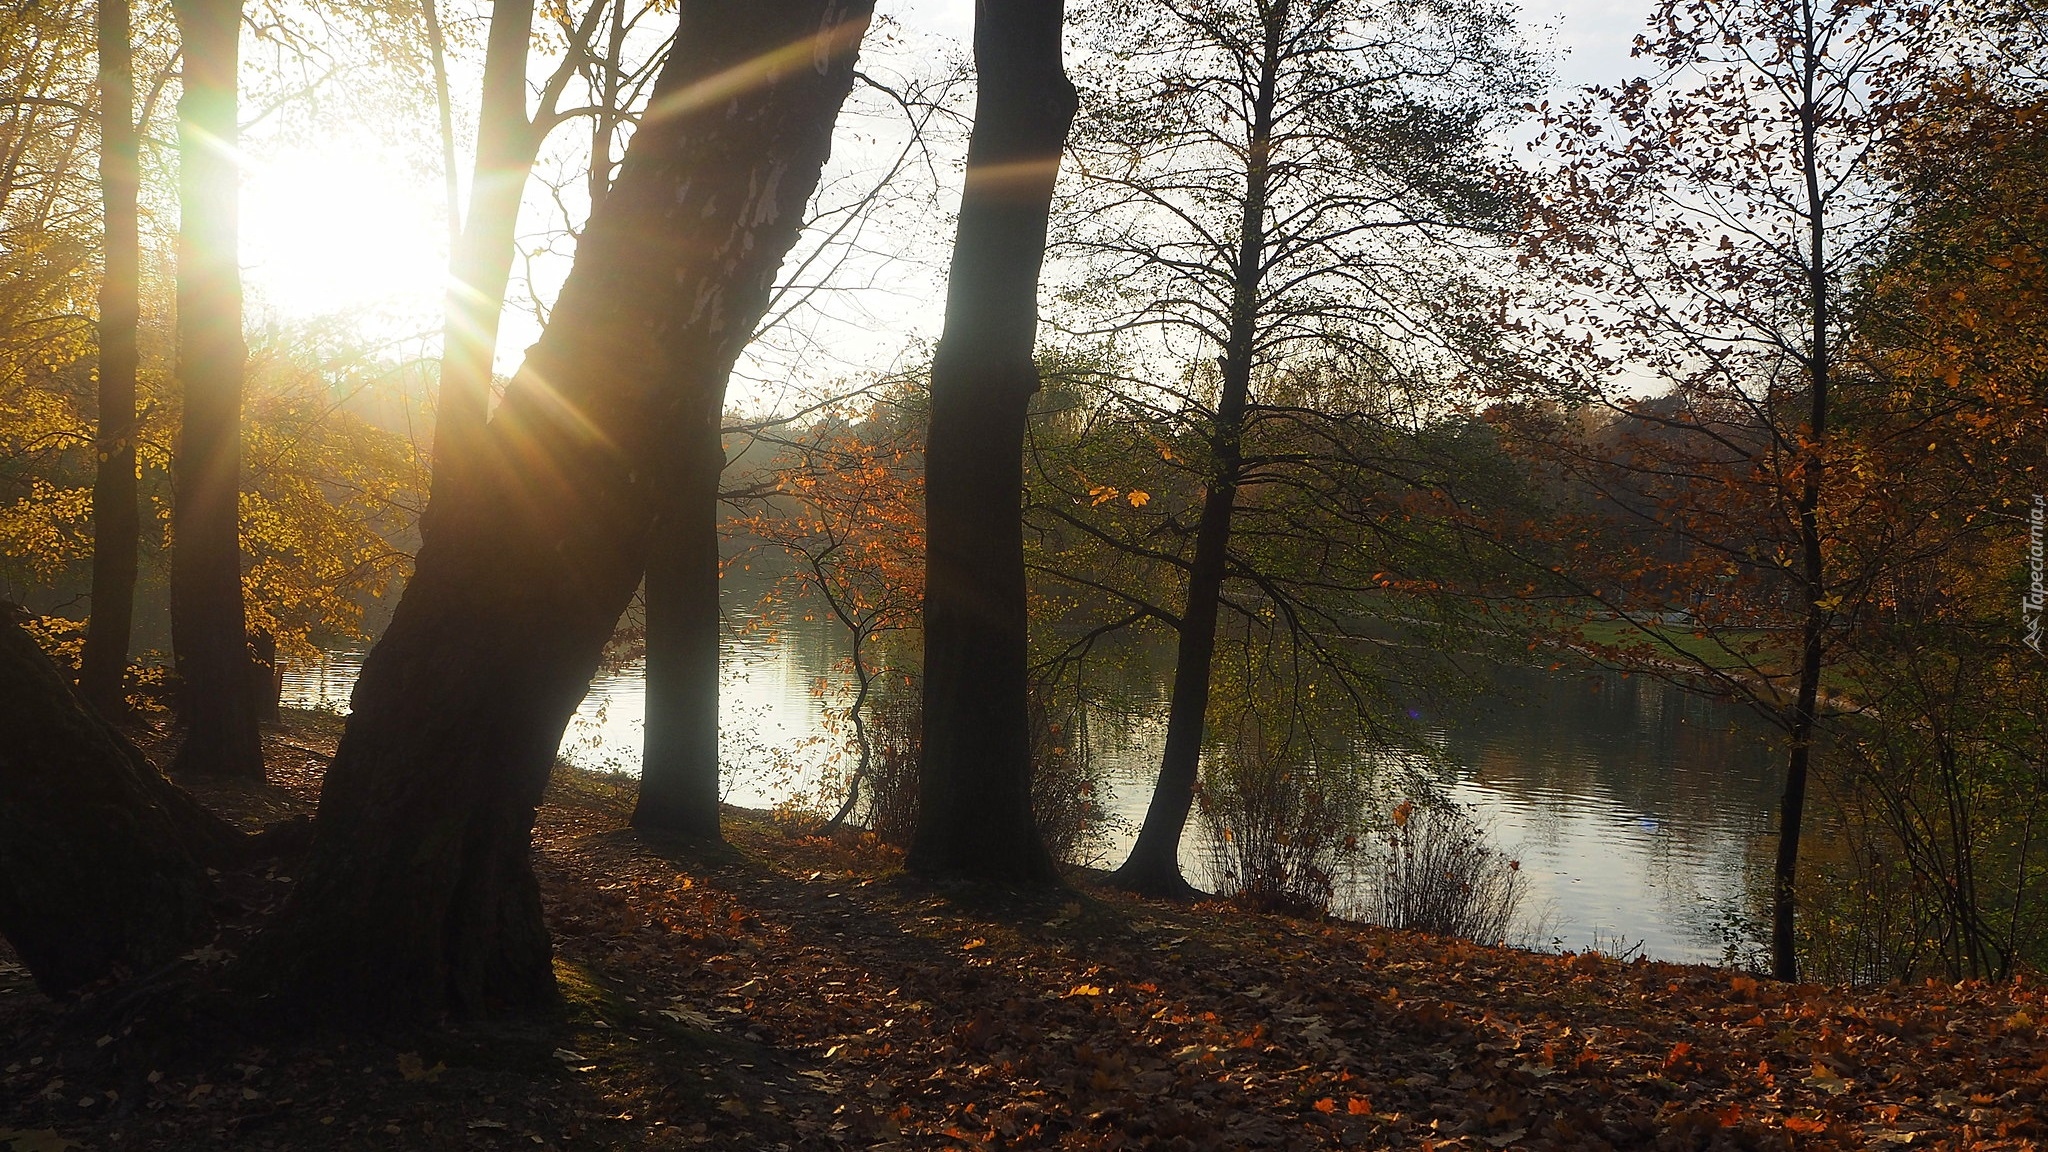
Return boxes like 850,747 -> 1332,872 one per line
427,0 -> 652,487
1793,69 -> 2048,981
635,62 -> 964,839
74,0 -> 143,717
0,607 -> 242,998
1052,0 -> 1531,896
249,0 -> 875,1021
1,0 -> 107,604
908,0 -> 1078,883
732,390 -> 926,832
166,0 -> 262,779
1517,0 -> 1929,980
633,414 -> 727,837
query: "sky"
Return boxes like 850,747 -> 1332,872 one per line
235,0 -> 1660,397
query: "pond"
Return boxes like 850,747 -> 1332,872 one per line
281,605 -> 1783,967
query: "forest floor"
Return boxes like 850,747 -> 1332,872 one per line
2,711 -> 2045,1151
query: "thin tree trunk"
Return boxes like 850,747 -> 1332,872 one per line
428,0 -> 539,492
907,0 -> 1077,884
1111,4 -> 1286,898
0,613 -> 241,998
634,415 -> 725,839
77,0 -> 142,718
1771,0 -> 1831,983
588,0 -> 626,214
422,0 -> 461,249
167,0 -> 262,780
250,0 -> 873,1022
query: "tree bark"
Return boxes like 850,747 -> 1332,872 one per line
907,0 -> 1077,884
250,0 -> 873,1022
0,613 -> 241,998
634,415 -> 725,839
77,0 -> 143,719
167,0 -> 263,780
1110,3 -> 1286,899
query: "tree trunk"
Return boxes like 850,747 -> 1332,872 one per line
167,0 -> 263,781
906,0 -> 1077,884
249,0 -> 873,1022
421,0 -> 461,251
0,613 -> 242,998
1772,4 -> 1832,983
634,415 -> 725,839
618,0 -> 727,840
77,0 -> 143,719
587,0 -> 626,213
249,628 -> 280,724
1111,4 -> 1285,898
427,0 -> 539,496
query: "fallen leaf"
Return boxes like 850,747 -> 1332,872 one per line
1805,1062 -> 1851,1096
396,1053 -> 444,1083
661,1006 -> 718,1029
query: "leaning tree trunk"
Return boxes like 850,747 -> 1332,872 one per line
250,0 -> 873,1022
76,0 -> 143,719
167,0 -> 262,780
635,416 -> 726,839
0,613 -> 243,998
906,0 -> 1078,884
1110,5 -> 1284,899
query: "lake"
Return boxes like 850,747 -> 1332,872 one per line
282,609 -> 1782,967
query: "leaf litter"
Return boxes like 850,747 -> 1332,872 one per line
0,725 -> 2042,1150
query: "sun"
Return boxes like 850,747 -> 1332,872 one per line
239,132 -> 450,325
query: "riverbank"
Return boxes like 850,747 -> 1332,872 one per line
2,710 -> 2042,1150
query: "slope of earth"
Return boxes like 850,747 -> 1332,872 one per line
1,709 -> 2043,1151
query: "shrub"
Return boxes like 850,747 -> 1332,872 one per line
1356,799 -> 1524,945
1195,724 -> 1368,917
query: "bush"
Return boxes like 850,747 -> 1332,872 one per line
850,691 -> 921,847
1355,799 -> 1524,945
1195,725 -> 1368,917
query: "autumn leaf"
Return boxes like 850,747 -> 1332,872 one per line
1805,1061 -> 1851,1095
395,1052 -> 445,1082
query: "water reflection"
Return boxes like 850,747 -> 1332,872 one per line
283,621 -> 1778,966
1422,667 -> 1780,964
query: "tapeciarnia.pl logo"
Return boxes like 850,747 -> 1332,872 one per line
2027,494 -> 2045,655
